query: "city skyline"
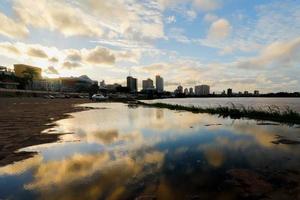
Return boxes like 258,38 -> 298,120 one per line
0,0 -> 299,93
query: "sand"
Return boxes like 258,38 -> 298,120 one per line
0,97 -> 91,166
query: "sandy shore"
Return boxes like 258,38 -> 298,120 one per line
0,97 -> 91,166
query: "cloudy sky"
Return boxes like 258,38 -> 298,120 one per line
0,0 -> 299,92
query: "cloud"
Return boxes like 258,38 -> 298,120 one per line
235,37 -> 300,69
63,61 -> 81,69
45,66 -> 59,75
168,28 -> 191,43
207,18 -> 231,40
203,13 -> 218,22
49,57 -> 59,63
84,47 -> 116,65
65,50 -> 82,62
27,47 -> 48,58
0,42 -> 21,55
13,0 -> 104,37
166,15 -> 176,24
0,11 -> 29,39
193,0 -> 221,11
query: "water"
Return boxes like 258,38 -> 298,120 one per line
0,103 -> 300,200
145,97 -> 300,112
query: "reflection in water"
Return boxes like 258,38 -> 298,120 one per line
0,103 -> 300,200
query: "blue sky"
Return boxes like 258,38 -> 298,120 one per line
0,0 -> 299,92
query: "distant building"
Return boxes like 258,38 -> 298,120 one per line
100,80 -> 106,87
175,85 -> 183,94
155,75 -> 164,93
244,91 -> 249,95
254,90 -> 259,95
142,78 -> 154,91
60,75 -> 95,92
127,76 -> 137,93
189,87 -> 194,95
195,85 -> 210,96
0,66 -> 14,76
106,83 -> 122,91
227,88 -> 233,96
184,88 -> 189,95
14,64 -> 42,80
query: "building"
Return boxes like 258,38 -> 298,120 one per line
60,75 -> 95,92
106,83 -> 122,91
195,85 -> 210,96
142,78 -> 154,91
100,80 -> 106,87
227,88 -> 233,96
174,85 -> 183,94
184,88 -> 189,95
0,66 -> 14,76
244,91 -> 249,95
254,90 -> 259,95
189,87 -> 194,95
14,64 -> 42,80
155,75 -> 164,93
127,76 -> 137,93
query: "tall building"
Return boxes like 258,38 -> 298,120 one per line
142,78 -> 154,91
155,75 -> 164,93
189,87 -> 194,95
184,88 -> 189,95
227,88 -> 233,96
127,76 -> 137,92
14,64 -> 42,80
254,90 -> 259,95
195,85 -> 210,96
175,85 -> 183,94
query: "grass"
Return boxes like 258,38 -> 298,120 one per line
136,101 -> 300,125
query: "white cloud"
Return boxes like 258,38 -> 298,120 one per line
0,11 -> 29,39
12,0 -> 165,40
84,47 -> 116,65
203,13 -> 219,22
193,0 -> 221,11
207,18 -> 231,40
45,66 -> 59,75
166,15 -> 176,24
235,37 -> 300,69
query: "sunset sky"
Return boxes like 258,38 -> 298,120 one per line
0,0 -> 299,92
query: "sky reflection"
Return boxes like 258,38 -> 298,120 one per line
0,103 -> 299,200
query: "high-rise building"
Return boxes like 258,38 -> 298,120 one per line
189,87 -> 194,95
184,88 -> 189,95
227,88 -> 233,96
142,78 -> 154,91
195,85 -> 210,96
175,85 -> 183,94
254,90 -> 259,95
155,75 -> 164,93
127,76 -> 137,92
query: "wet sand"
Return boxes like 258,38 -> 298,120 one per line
0,97 -> 91,166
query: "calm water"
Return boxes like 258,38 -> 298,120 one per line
145,97 -> 300,112
0,103 -> 300,200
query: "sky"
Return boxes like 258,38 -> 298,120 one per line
0,0 -> 299,93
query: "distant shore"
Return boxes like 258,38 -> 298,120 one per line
0,97 -> 92,166
137,101 -> 300,125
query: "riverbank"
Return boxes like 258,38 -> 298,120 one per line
137,101 -> 300,125
0,97 -> 92,166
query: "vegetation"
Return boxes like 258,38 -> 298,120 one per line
137,101 -> 300,125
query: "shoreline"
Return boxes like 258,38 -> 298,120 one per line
137,101 -> 300,125
0,97 -> 92,166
